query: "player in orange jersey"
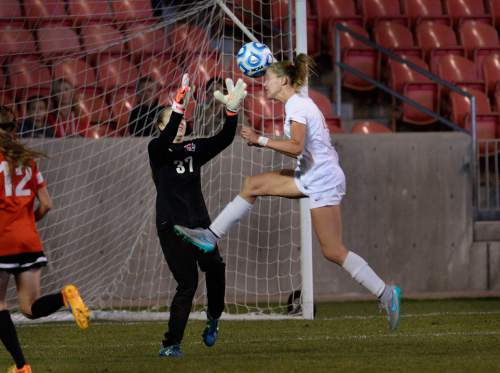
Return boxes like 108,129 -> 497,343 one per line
0,106 -> 90,373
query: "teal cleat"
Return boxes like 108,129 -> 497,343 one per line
173,225 -> 217,253
380,285 -> 401,330
202,318 -> 219,347
159,344 -> 184,358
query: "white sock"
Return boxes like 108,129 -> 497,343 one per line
209,195 -> 253,238
342,251 -> 386,297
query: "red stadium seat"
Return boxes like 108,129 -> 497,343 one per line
388,56 -> 439,125
0,1 -> 23,26
491,0 -> 500,28
244,90 -> 285,135
483,54 -> 500,95
37,25 -> 81,61
315,0 -> 363,33
125,23 -> 169,63
0,24 -> 37,63
361,0 -> 407,27
111,0 -> 154,27
459,21 -> 500,75
449,88 -> 498,154
139,56 -> 181,90
351,120 -> 392,133
95,55 -> 139,90
67,0 -> 114,26
443,0 -> 492,26
330,23 -> 378,91
52,58 -> 96,88
438,54 -> 485,93
402,0 -> 451,26
308,89 -> 337,125
374,22 -> 420,56
80,24 -> 127,63
23,0 -> 68,26
415,22 -> 465,74
8,56 -> 52,99
168,23 -> 213,59
107,88 -> 137,136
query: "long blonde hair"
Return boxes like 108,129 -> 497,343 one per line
0,106 -> 46,173
267,53 -> 316,90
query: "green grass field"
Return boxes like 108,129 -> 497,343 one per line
2,299 -> 500,372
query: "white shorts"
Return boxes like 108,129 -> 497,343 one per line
294,177 -> 346,209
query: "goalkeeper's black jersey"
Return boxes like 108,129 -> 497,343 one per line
148,111 -> 238,231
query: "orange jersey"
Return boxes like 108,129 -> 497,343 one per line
0,153 -> 45,256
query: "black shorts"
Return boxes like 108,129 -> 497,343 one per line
0,252 -> 47,274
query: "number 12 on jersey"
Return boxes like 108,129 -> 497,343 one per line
0,161 -> 33,197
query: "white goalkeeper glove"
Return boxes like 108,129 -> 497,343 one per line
214,78 -> 247,115
172,73 -> 195,114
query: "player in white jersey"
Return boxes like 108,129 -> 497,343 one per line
174,54 -> 401,330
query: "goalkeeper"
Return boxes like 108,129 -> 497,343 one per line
148,73 -> 247,358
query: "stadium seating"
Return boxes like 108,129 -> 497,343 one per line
330,23 -> 378,91
389,56 -> 439,125
482,54 -> 500,95
23,0 -> 68,26
95,55 -> 139,91
52,58 -> 96,88
443,0 -> 492,26
316,0 -> 363,33
402,0 -> 451,26
8,56 -> 52,99
351,120 -> 392,133
458,21 -> 500,75
139,56 -> 180,91
415,22 -> 465,74
0,24 -> 37,63
244,90 -> 285,135
437,54 -> 485,94
78,91 -> 111,126
168,23 -> 213,59
37,25 -> 81,61
374,22 -> 421,57
0,1 -> 23,26
308,89 -> 339,129
125,23 -> 169,64
388,55 -> 438,125
67,0 -> 114,26
187,55 -> 223,90
110,0 -> 154,27
360,0 -> 407,27
80,24 -> 127,63
449,87 -> 499,154
490,0 -> 500,27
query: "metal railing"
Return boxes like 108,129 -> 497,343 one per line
334,23 -> 479,218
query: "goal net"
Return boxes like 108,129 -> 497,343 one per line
1,0 -> 307,321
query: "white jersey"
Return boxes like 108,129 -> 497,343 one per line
284,93 -> 345,195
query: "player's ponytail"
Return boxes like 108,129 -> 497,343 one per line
269,53 -> 315,90
0,106 -> 46,173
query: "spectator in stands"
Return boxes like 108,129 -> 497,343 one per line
129,76 -> 164,136
18,96 -> 55,138
48,78 -> 89,137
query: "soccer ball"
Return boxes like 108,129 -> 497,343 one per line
236,42 -> 274,78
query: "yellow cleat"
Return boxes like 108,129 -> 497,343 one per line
61,284 -> 90,329
7,364 -> 32,373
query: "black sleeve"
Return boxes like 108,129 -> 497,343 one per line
195,113 -> 238,166
147,111 -> 184,167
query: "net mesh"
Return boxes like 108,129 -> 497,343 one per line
1,0 -> 304,319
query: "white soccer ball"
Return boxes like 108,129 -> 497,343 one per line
236,42 -> 274,78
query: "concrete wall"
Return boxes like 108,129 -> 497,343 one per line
7,133 -> 478,308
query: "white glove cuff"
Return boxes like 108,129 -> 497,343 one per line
257,136 -> 269,147
171,101 -> 185,114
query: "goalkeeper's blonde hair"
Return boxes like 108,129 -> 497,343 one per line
268,53 -> 315,90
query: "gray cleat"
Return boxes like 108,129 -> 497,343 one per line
173,225 -> 217,253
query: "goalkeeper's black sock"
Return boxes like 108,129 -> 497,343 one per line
31,293 -> 64,319
0,310 -> 26,368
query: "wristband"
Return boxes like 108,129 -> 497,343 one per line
257,136 -> 269,147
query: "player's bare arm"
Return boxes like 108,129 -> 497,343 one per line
35,186 -> 53,221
